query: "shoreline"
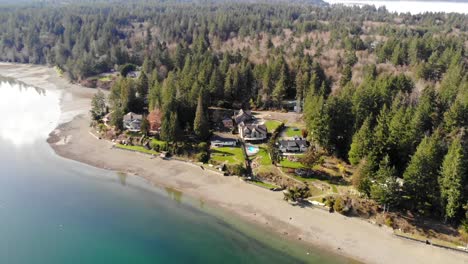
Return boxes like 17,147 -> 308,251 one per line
1,63 -> 467,264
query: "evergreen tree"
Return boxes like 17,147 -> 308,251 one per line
193,93 -> 210,140
339,64 -> 352,87
272,70 -> 286,108
304,94 -> 330,150
370,156 -> 401,208
136,71 -> 149,99
140,116 -> 149,136
110,107 -> 124,131
403,133 -> 445,215
90,90 -> 106,121
348,117 -> 374,165
148,81 -> 161,111
439,135 -> 467,221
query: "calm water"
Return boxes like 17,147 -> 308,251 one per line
0,78 -> 346,263
325,0 -> 468,14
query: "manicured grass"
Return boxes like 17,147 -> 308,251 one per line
255,146 -> 272,166
247,180 -> 279,190
98,75 -> 113,82
283,126 -> 302,137
279,158 -> 305,169
264,120 -> 282,132
151,138 -> 166,145
210,147 -> 245,165
115,144 -> 159,155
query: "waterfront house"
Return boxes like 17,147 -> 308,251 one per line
147,108 -> 163,134
211,139 -> 238,147
233,109 -> 254,125
278,137 -> 308,153
123,112 -> 143,132
238,122 -> 267,141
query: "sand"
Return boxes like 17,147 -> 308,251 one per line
1,62 -> 467,264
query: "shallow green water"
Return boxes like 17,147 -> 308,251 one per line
0,78 -> 346,263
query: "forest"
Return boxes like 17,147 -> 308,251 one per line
1,0 -> 467,226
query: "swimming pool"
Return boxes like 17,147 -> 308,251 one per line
246,144 -> 259,156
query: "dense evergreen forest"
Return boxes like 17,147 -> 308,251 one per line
1,0 -> 467,225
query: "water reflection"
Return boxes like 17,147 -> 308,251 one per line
0,80 -> 60,146
117,171 -> 127,186
165,187 -> 183,204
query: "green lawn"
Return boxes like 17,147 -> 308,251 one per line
264,120 -> 282,132
115,144 -> 159,155
150,138 -> 166,145
98,75 -> 113,82
247,180 -> 279,190
210,147 -> 245,165
283,126 -> 302,137
279,157 -> 305,169
255,146 -> 272,166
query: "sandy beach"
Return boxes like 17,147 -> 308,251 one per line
1,63 -> 467,264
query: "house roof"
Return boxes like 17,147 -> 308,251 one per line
242,124 -> 267,136
233,109 -> 253,124
278,139 -> 308,149
123,112 -> 142,122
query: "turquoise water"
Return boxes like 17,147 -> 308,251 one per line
0,78 -> 347,264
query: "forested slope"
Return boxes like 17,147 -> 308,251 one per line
1,0 -> 467,226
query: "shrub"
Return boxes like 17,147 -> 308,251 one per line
324,196 -> 335,208
160,142 -> 168,151
198,142 -> 208,152
228,164 -> 245,176
119,63 -> 136,77
197,151 -> 209,163
333,197 -> 345,213
149,140 -> 159,151
385,216 -> 394,228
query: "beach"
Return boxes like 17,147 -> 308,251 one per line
1,63 -> 467,264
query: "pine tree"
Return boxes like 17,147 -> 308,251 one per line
136,71 -> 149,99
193,93 -> 210,140
111,107 -> 124,131
224,67 -> 234,102
208,68 -> 223,100
409,86 -> 438,149
272,71 -> 286,108
370,155 -> 401,208
387,103 -> 413,173
304,94 -> 330,150
444,99 -> 468,133
90,90 -> 106,121
348,117 -> 374,165
148,81 -> 161,111
403,133 -> 444,215
439,135 -> 467,221
373,105 -> 391,158
140,116 -> 149,136
339,64 -> 352,87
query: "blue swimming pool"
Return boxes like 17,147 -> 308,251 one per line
246,145 -> 260,156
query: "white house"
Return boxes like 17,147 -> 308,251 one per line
123,112 -> 143,132
238,122 -> 267,141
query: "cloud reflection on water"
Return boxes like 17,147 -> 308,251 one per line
0,80 -> 60,146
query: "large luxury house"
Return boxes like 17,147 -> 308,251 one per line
123,112 -> 143,132
238,122 -> 268,141
233,109 -> 254,125
277,137 -> 308,153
